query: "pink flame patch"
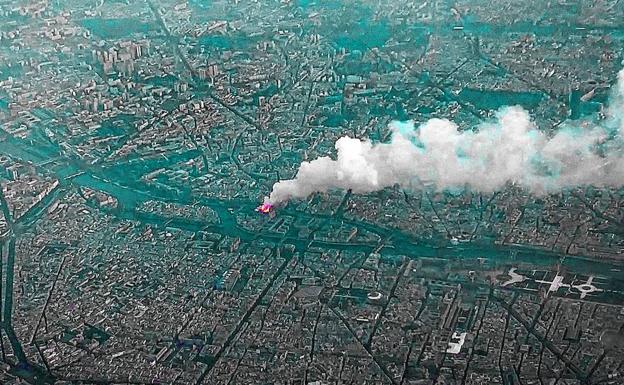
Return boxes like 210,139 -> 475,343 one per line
256,202 -> 273,214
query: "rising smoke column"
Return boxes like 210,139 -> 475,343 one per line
265,70 -> 624,205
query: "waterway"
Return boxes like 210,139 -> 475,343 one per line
1,127 -> 623,286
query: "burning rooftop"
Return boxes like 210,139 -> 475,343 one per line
255,202 -> 273,214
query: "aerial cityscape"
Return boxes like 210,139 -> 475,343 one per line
0,0 -> 623,384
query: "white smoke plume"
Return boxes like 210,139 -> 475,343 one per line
266,70 -> 624,205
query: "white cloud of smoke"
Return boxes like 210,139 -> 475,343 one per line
266,69 -> 624,205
